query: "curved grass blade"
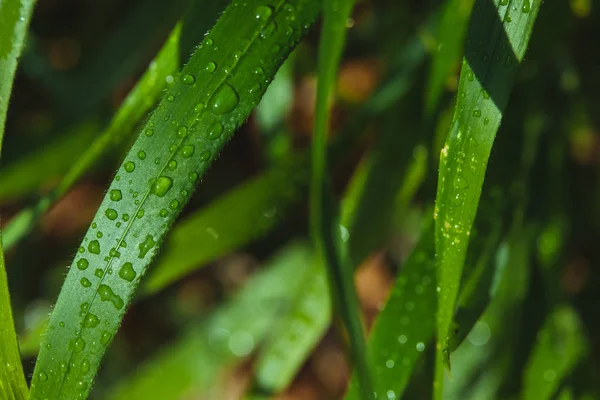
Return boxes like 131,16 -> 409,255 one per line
0,1 -> 36,398
3,0 -> 226,250
0,234 -> 29,400
142,157 -> 305,295
145,27 -> 429,297
311,0 -> 374,397
29,1 -> 320,398
345,223 -> 436,400
107,242 -> 313,400
425,0 -> 476,113
522,305 -> 587,400
433,0 -> 542,396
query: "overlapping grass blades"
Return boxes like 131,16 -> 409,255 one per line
0,1 -> 37,399
2,0 -> 227,250
433,0 -> 542,397
311,0 -> 374,397
29,1 -> 320,398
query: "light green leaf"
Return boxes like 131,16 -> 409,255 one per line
107,242 -> 314,400
434,0 -> 542,396
29,1 -> 320,398
522,305 -> 587,400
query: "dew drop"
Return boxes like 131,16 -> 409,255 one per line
137,150 -> 146,160
138,235 -> 156,258
38,371 -> 48,382
208,121 -> 224,140
200,151 -> 211,161
151,176 -> 173,197
73,338 -> 86,353
416,342 -> 426,352
88,240 -> 100,255
169,200 -> 180,210
483,117 -> 490,125
110,189 -> 122,201
181,145 -> 195,158
80,278 -> 92,288
81,359 -> 91,374
124,161 -> 135,173
83,313 -> 100,328
466,70 -> 474,81
472,109 -> 482,118
168,160 -> 177,171
100,331 -> 112,346
145,128 -> 154,137
255,5 -> 272,19
96,231 -> 103,239
211,84 -> 239,115
177,125 -> 188,138
97,284 -> 124,309
167,94 -> 175,102
78,246 -> 85,253
136,209 -> 145,219
119,262 -> 137,282
95,269 -> 104,278
77,258 -> 89,270
122,213 -> 130,221
522,1 -> 531,13
205,38 -> 214,46
205,61 -> 217,73
188,172 -> 199,182
159,209 -> 169,217
182,74 -> 196,85
105,208 -> 118,220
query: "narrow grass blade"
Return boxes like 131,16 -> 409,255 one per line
433,0 -> 542,396
346,224 -> 436,400
0,0 -> 35,154
425,0 -> 476,113
142,157 -> 305,295
107,242 -> 314,400
3,0 -> 226,250
250,253 -> 330,396
0,234 -> 29,400
0,1 -> 36,398
311,0 -> 374,397
522,305 -> 587,400
29,1 -> 320,398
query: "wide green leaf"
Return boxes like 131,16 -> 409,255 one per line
434,0 -> 542,396
29,1 -> 320,398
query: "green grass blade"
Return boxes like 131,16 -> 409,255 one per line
0,0 -> 35,154
29,1 -> 320,398
425,0 -> 476,113
0,1 -> 36,398
522,305 -> 587,400
107,242 -> 314,400
433,0 -> 542,396
249,254 -> 330,396
142,157 -> 304,295
0,234 -> 29,400
3,0 -> 226,250
311,0 -> 374,398
346,224 -> 436,400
